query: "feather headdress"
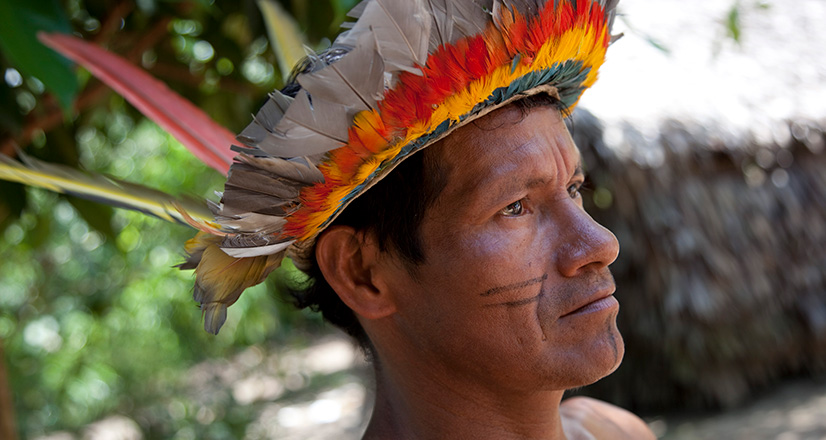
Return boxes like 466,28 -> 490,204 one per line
185,0 -> 620,333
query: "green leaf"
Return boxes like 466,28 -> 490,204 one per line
257,0 -> 309,79
0,0 -> 78,112
726,3 -> 742,44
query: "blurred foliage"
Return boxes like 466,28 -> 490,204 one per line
724,0 -> 771,45
0,0 -> 77,112
619,0 -> 770,56
725,1 -> 743,44
0,0 -> 357,438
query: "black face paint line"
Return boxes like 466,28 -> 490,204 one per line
484,293 -> 546,309
480,274 -> 549,297
605,315 -> 620,363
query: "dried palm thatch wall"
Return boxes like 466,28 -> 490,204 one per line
568,109 -> 826,411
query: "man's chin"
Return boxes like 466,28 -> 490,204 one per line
587,329 -> 625,384
559,328 -> 625,389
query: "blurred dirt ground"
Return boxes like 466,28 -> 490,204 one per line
649,377 -> 826,440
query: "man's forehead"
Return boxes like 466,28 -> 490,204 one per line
431,105 -> 576,188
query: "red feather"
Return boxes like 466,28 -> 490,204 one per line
39,33 -> 235,174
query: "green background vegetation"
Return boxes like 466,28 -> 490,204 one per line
0,0 -> 358,438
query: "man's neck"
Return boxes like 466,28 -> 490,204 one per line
362,362 -> 568,440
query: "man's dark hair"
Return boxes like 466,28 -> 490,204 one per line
282,48 -> 565,350
290,149 -> 447,349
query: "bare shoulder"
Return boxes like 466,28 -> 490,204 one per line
560,396 -> 657,440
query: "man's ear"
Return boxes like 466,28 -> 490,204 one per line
315,226 -> 397,320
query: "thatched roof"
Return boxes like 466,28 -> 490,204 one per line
567,108 -> 826,411
560,0 -> 826,411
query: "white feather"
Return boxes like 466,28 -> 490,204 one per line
220,240 -> 295,258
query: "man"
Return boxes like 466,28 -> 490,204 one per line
310,98 -> 654,439
182,0 -> 656,437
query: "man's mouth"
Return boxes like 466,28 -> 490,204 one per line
561,290 -> 617,317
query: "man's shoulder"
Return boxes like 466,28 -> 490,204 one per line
560,396 -> 656,440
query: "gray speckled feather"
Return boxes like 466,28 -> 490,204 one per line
445,0 -> 490,40
296,35 -> 385,110
235,154 -> 323,185
237,91 -> 293,147
336,0 -> 432,72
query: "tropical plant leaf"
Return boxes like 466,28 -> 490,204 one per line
0,0 -> 78,112
257,0 -> 309,79
38,33 -> 236,174
726,3 -> 742,44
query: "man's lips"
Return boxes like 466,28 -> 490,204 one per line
561,288 -> 617,317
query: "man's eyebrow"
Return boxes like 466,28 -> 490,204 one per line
574,162 -> 584,177
480,274 -> 548,297
490,161 -> 583,201
492,176 -> 547,202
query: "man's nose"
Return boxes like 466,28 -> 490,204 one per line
554,203 -> 620,278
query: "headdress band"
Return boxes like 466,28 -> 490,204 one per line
184,0 -> 619,333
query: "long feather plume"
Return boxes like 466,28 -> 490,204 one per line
0,152 -> 214,226
38,33 -> 236,174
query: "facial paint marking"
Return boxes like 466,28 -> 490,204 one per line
485,293 -> 546,308
480,274 -> 549,297
605,316 -> 619,362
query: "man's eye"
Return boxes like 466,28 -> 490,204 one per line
568,183 -> 582,199
500,200 -> 524,217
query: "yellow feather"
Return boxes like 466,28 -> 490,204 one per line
0,153 -> 214,226
192,234 -> 283,334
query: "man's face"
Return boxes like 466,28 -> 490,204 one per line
376,104 -> 622,393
